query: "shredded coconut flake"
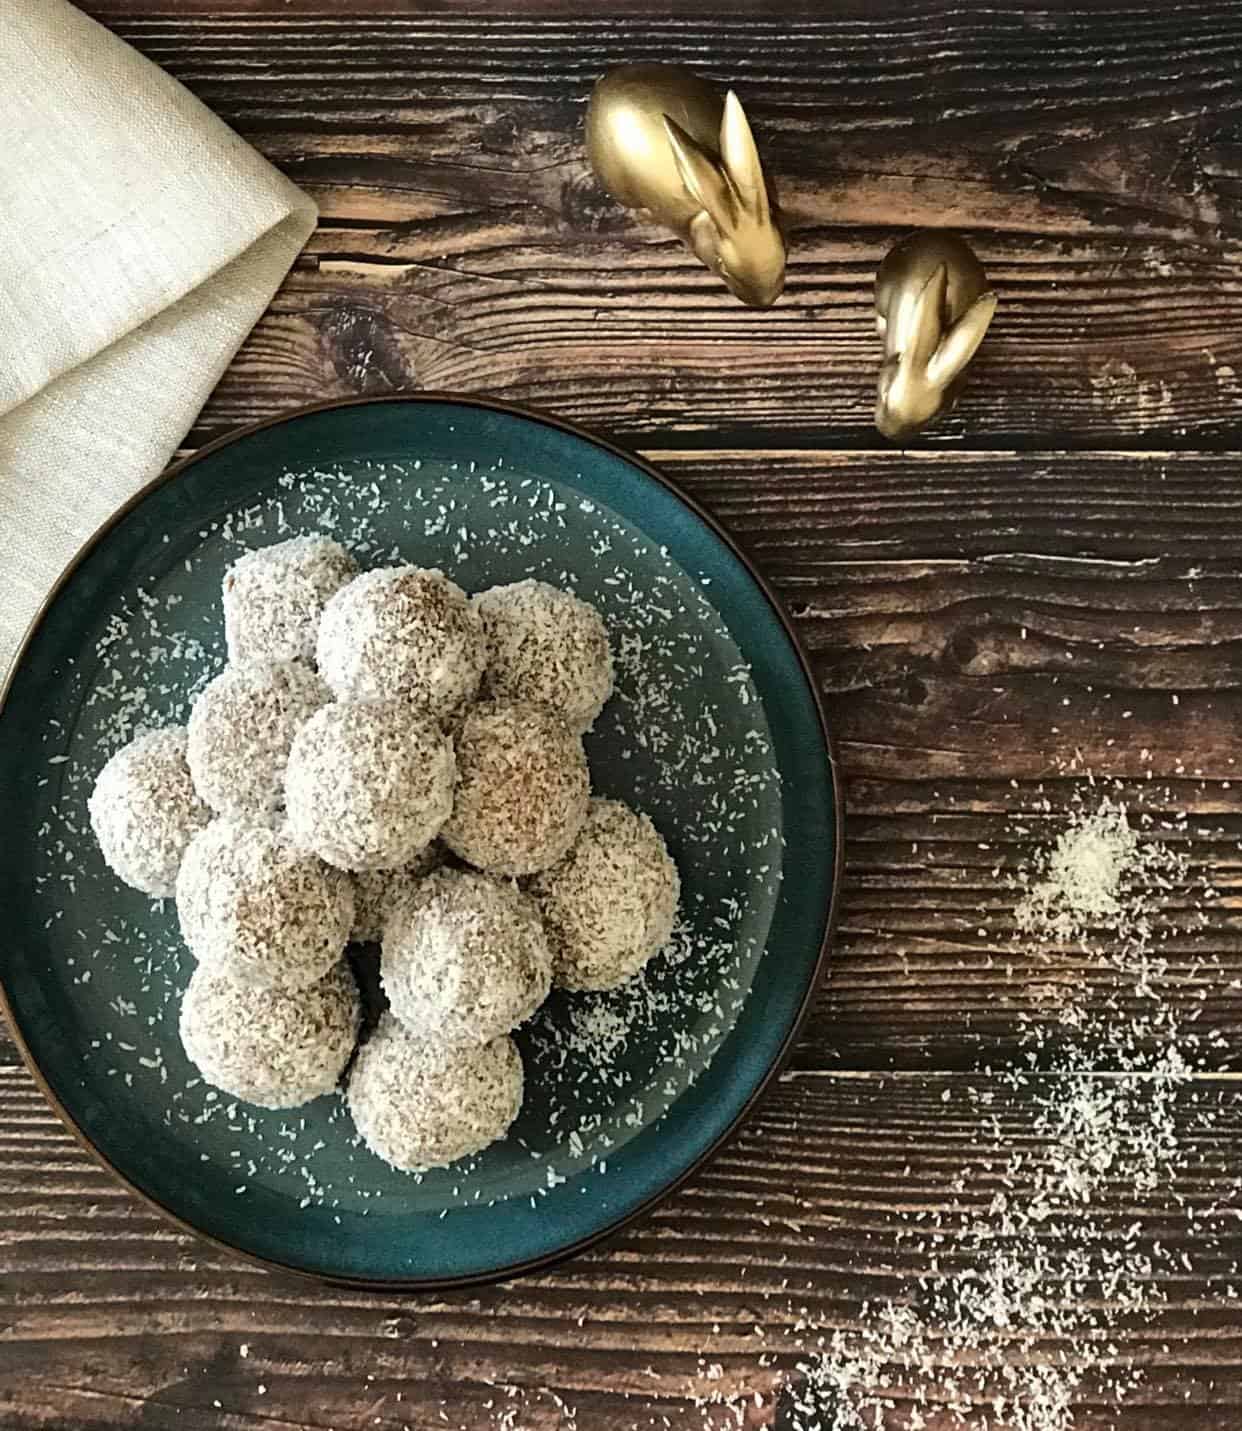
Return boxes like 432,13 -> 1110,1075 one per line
1015,796 -> 1187,945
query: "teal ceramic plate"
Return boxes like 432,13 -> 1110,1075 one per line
0,396 -> 838,1288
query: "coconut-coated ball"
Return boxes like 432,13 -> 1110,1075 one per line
176,820 -> 354,991
382,868 -> 551,1046
474,579 -> 613,733
187,659 -> 329,822
223,535 -> 357,666
316,566 -> 485,723
180,962 -> 361,1109
441,700 -> 589,876
529,798 -> 680,991
348,1013 -> 523,1172
88,727 -> 211,898
349,842 -> 443,944
284,700 -> 455,872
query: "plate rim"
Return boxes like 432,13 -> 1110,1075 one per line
0,392 -> 843,1291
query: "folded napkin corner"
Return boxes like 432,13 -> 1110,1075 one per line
0,0 -> 320,673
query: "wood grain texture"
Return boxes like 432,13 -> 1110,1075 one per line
68,8 -> 1242,448
7,6 -> 1242,1429
664,448 -> 1242,1071
81,0 -> 1192,14
2,1065 -> 1241,1431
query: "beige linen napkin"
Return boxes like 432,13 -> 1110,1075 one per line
0,1 -> 318,673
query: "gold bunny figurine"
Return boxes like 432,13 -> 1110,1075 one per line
586,64 -> 785,308
874,231 -> 997,440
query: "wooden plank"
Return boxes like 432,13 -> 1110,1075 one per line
654,447 -> 1242,781
82,0 -> 1199,15
65,10 -> 1242,447
188,242 -> 1242,451
0,1065 -> 1239,1430
801,778 -> 1242,1072
664,447 -> 1242,1070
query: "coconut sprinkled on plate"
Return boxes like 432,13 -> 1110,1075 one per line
34,455 -> 781,1218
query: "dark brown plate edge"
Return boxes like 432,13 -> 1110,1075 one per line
0,392 -> 844,1293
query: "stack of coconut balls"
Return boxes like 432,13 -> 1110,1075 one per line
88,536 -> 680,1172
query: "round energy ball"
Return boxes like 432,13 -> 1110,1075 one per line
441,701 -> 589,876
349,842 -> 443,943
88,727 -> 210,898
348,1013 -> 523,1172
285,699 -> 455,872
316,566 -> 485,723
382,868 -> 551,1045
530,798 -> 680,991
176,820 -> 354,991
180,961 -> 361,1109
474,579 -> 613,733
223,535 -> 357,665
187,659 -> 329,822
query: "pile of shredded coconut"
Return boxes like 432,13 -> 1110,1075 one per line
1015,796 -> 1186,946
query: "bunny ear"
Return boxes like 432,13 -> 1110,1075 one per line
719,90 -> 769,220
898,263 -> 950,367
927,290 -> 997,389
664,114 -> 735,225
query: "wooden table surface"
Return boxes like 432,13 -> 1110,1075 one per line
6,3 -> 1242,1428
